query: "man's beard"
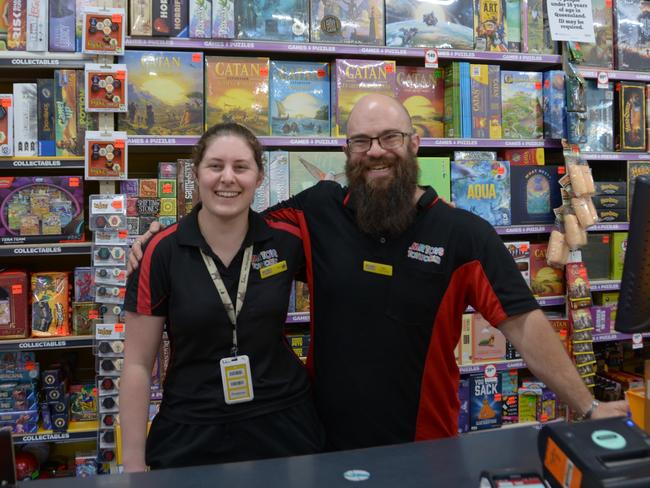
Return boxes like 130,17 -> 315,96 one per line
345,149 -> 419,238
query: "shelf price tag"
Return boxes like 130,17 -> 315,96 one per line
597,71 -> 609,89
425,49 -> 438,68
633,333 -> 643,350
484,363 -> 498,382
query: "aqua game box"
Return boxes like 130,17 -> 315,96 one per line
386,0 -> 473,49
0,176 -> 84,245
118,51 -> 204,137
270,61 -> 330,136
451,159 -> 511,226
509,165 -> 561,225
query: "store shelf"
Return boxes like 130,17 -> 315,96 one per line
459,359 -> 527,375
0,51 -> 91,68
495,224 -> 554,235
588,223 -> 629,232
0,242 -> 92,257
13,421 -> 99,445
125,37 -> 562,64
0,336 -> 93,353
593,331 -> 650,343
128,135 -> 560,149
286,312 -> 309,324
0,157 -> 85,169
591,280 -> 621,292
578,68 -> 650,83
582,152 -> 650,161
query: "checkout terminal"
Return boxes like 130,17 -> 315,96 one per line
2,179 -> 650,487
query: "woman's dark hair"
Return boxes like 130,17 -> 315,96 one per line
192,122 -> 264,171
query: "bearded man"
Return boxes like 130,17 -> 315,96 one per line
130,94 -> 628,451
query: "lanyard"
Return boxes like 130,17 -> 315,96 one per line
200,245 -> 254,356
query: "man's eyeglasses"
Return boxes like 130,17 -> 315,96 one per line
346,131 -> 413,153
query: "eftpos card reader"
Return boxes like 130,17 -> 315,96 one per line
538,417 -> 650,487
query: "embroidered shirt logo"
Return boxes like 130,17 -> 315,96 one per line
407,242 -> 444,264
252,249 -> 279,270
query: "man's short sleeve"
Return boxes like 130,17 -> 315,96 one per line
124,238 -> 171,317
471,226 -> 540,327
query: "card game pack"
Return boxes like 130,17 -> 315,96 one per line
85,131 -> 128,180
85,64 -> 127,112
0,176 -> 84,245
82,8 -> 126,54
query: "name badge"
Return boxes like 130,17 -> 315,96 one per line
220,355 -> 254,404
260,260 -> 287,279
363,260 -> 393,277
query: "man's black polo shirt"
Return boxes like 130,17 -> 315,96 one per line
266,182 -> 540,449
125,204 -> 310,423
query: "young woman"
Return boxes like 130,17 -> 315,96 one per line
120,123 -> 324,472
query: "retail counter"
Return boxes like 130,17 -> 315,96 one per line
30,425 -> 543,487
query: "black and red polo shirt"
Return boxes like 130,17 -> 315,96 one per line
125,203 -> 310,424
267,182 -> 539,450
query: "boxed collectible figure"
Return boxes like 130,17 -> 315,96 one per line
85,131 -> 128,180
451,159 -> 511,226
529,243 -> 565,297
474,0 -> 507,52
568,0 -> 613,69
332,59 -> 397,136
118,50 -> 204,136
54,70 -> 80,157
289,152 -> 346,195
418,157 -> 451,202
130,0 -> 153,35
386,0 -> 474,49
49,0 -> 76,52
236,0 -> 307,41
0,95 -> 13,157
13,84 -> 38,158
501,71 -> 543,139
310,0 -> 384,45
82,8 -> 126,54
269,61 -> 330,137
0,270 -> 29,340
503,241 -> 530,286
31,272 -> 70,337
616,81 -> 646,151
85,64 -> 128,112
37,79 -> 56,157
510,165 -> 561,225
615,0 -> 650,71
0,176 -> 84,245
395,66 -> 445,138
469,372 -> 502,431
205,56 -> 269,136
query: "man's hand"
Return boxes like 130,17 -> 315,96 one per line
591,399 -> 629,420
127,221 -> 161,275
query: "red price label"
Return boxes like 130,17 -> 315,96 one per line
385,63 -> 394,73
260,67 -> 269,76
11,284 -> 22,294
112,199 -> 123,210
192,53 -> 202,63
162,183 -> 172,194
603,235 -> 610,244
111,13 -> 122,23
69,177 -> 81,187
118,289 -> 126,298
114,139 -> 125,149
114,323 -> 125,333
558,166 -> 566,175
89,310 -> 100,319
534,82 -> 542,90
118,230 -> 128,239
116,70 -> 126,80
1,98 -> 11,108
494,393 -> 502,401
317,69 -> 326,78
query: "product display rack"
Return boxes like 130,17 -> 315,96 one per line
582,153 -> 650,161
577,68 -> 650,83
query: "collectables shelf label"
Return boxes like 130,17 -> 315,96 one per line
18,433 -> 71,442
18,340 -> 67,349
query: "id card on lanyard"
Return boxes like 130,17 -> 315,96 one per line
200,246 -> 255,405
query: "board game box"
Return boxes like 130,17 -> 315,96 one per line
581,79 -> 614,153
310,0 -> 384,45
615,0 -> 650,71
529,243 -> 565,297
510,165 -> 562,225
118,50 -> 204,136
54,70 -> 80,157
270,61 -> 330,137
289,152 -> 347,195
396,66 -> 444,138
501,71 -> 543,139
451,159 -> 511,226
569,0 -> 614,69
205,56 -> 269,136
616,81 -> 646,151
236,0 -> 308,41
469,372 -> 502,431
385,0 -> 474,49
474,0 -> 507,52
627,161 -> 650,219
418,157 -> 450,202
